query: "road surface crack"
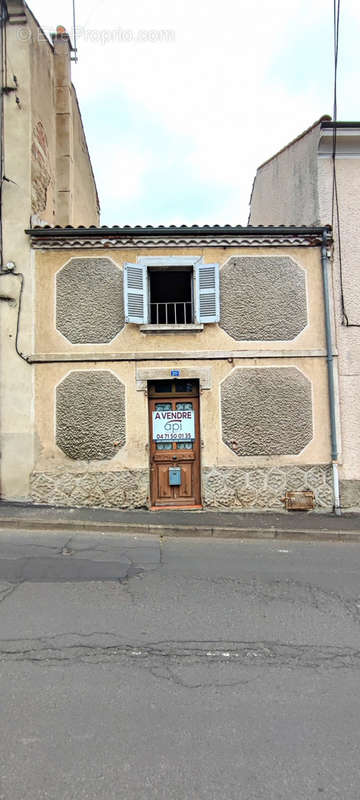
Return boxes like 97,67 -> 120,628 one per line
0,635 -> 359,674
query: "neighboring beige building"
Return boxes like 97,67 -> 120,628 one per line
249,117 -> 360,510
2,223 -> 335,512
0,0 -> 99,502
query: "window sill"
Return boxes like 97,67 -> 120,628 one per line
140,323 -> 204,334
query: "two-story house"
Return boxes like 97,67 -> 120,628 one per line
15,223 -> 336,512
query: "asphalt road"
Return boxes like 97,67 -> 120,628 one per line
0,530 -> 359,799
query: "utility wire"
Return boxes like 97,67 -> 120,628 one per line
72,0 -> 78,62
332,0 -> 359,326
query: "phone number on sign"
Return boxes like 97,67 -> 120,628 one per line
156,433 -> 193,440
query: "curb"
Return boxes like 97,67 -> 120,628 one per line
0,517 -> 359,541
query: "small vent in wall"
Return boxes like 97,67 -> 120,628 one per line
282,490 -> 315,511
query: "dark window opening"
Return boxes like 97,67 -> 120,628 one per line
149,269 -> 193,324
175,381 -> 194,393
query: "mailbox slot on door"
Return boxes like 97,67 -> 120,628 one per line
169,467 -> 181,486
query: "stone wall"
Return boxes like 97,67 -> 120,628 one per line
203,465 -> 332,510
56,258 -> 124,344
220,256 -> 307,341
30,464 -> 332,511
31,470 -> 148,509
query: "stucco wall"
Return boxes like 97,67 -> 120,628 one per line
30,355 -> 331,509
0,4 -> 99,503
29,15 -> 56,223
1,238 -> 332,509
35,246 -> 326,355
318,153 -> 360,495
71,86 -> 100,226
249,123 -> 321,226
248,122 -> 360,507
1,14 -> 35,501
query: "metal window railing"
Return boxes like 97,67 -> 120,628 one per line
150,301 -> 193,324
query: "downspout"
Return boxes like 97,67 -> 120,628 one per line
321,227 -> 341,515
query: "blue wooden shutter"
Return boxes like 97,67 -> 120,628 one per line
195,262 -> 220,323
124,262 -> 147,323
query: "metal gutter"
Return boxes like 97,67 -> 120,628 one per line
320,121 -> 360,129
25,224 -> 331,240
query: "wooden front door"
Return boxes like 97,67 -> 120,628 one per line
149,380 -> 201,508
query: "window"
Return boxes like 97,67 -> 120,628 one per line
149,267 -> 193,324
124,256 -> 220,325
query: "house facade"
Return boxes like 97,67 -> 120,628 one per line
3,223 -> 335,512
249,117 -> 360,510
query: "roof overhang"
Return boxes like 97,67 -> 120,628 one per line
25,224 -> 331,250
319,123 -> 360,157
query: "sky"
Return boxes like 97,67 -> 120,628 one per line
28,0 -> 360,226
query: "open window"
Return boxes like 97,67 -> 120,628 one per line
149,267 -> 193,324
124,257 -> 219,326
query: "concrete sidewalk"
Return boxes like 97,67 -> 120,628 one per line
1,501 -> 360,541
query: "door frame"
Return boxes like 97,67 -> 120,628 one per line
148,379 -> 202,510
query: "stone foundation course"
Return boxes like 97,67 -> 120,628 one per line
203,465 -> 333,510
31,465 -> 333,512
31,470 -> 148,509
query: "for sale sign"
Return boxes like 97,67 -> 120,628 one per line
152,409 -> 195,442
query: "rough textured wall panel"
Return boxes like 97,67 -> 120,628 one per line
56,371 -> 125,460
56,258 -> 124,343
31,469 -> 148,508
220,256 -> 307,340
221,367 -> 313,456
